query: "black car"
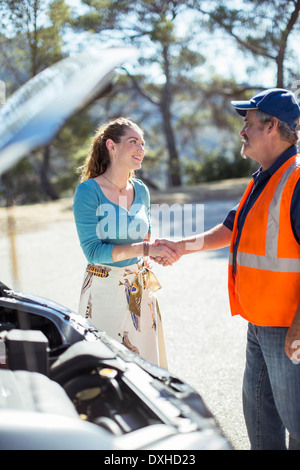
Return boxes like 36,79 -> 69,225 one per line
0,281 -> 231,450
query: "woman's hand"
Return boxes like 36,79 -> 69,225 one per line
149,239 -> 182,266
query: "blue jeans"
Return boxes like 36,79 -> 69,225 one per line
243,323 -> 300,450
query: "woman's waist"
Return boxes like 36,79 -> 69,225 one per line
85,259 -> 144,278
85,260 -> 161,293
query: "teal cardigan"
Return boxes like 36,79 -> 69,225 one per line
72,178 -> 151,267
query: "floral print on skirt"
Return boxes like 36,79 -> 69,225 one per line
78,260 -> 167,369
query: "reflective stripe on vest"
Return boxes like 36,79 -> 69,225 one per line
229,251 -> 300,272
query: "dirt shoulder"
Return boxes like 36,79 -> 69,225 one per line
0,177 -> 249,236
149,177 -> 249,204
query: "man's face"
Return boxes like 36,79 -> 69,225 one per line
240,110 -> 268,162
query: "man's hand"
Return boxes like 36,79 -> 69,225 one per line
285,304 -> 300,363
285,324 -> 300,363
150,239 -> 182,266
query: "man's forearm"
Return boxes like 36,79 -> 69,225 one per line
177,223 -> 232,255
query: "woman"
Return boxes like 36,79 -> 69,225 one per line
73,117 -> 179,368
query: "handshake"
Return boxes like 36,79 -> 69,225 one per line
148,239 -> 182,266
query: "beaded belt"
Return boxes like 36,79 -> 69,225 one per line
86,264 -> 109,278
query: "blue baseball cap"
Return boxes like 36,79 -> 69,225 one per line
231,88 -> 300,129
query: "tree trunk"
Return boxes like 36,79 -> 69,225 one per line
160,100 -> 181,186
276,0 -> 300,88
161,45 -> 181,187
40,146 -> 59,200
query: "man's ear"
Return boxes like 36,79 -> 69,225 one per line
267,117 -> 279,134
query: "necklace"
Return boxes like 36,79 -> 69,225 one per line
102,174 -> 128,193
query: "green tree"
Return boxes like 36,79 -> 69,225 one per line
0,0 -> 71,200
193,0 -> 300,88
72,0 -> 210,187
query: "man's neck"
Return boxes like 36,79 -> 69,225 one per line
260,142 -> 292,170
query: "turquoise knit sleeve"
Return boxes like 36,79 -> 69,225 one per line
72,181 -> 114,264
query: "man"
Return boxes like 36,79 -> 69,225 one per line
155,88 -> 300,450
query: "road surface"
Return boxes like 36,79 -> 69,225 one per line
0,198 -> 249,450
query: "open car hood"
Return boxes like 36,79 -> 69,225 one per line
0,46 -> 137,175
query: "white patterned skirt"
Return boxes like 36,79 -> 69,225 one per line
78,260 -> 167,369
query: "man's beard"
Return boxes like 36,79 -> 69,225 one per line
240,137 -> 249,159
240,144 -> 248,159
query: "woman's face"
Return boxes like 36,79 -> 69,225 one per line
111,127 -> 146,171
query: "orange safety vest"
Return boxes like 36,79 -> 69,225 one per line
228,154 -> 300,326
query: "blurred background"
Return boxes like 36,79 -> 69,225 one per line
1,0 -> 300,204
2,1 -> 300,449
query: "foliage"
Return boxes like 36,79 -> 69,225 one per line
0,0 -> 300,203
0,0 -> 71,87
71,0 -> 211,187
194,0 -> 300,88
184,149 -> 256,184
